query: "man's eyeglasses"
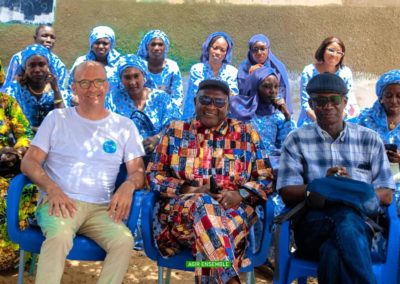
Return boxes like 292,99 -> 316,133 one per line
75,79 -> 106,89
311,95 -> 343,107
251,47 -> 267,53
326,48 -> 345,56
198,95 -> 228,108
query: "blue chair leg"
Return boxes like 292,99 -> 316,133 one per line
158,266 -> 164,284
246,270 -> 255,284
18,249 -> 25,284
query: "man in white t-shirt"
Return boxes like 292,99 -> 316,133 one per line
21,61 -> 145,284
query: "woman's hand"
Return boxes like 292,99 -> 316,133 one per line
45,72 -> 60,92
143,134 -> 161,154
387,150 -> 400,163
272,97 -> 291,121
0,146 -> 19,167
211,191 -> 243,210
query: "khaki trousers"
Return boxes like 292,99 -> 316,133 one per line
34,197 -> 134,284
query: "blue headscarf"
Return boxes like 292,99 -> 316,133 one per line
237,34 -> 292,112
230,67 -> 277,121
19,44 -> 55,75
200,32 -> 234,64
376,70 -> 400,99
87,26 -> 121,66
137,30 -> 170,59
117,54 -> 157,88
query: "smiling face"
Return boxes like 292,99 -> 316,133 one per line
34,26 -> 56,50
258,75 -> 279,103
208,37 -> 228,65
148,38 -> 165,60
91,37 -> 111,60
120,67 -> 145,97
25,55 -> 49,82
323,42 -> 344,67
381,84 -> 400,117
251,41 -> 269,64
195,88 -> 229,129
72,62 -> 109,107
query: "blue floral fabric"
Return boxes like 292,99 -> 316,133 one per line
5,82 -> 72,127
107,87 -> 179,139
183,62 -> 238,120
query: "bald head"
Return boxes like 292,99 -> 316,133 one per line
73,61 -> 107,82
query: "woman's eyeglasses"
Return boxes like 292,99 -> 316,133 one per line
311,95 -> 343,107
198,95 -> 228,108
326,48 -> 345,56
75,79 -> 106,89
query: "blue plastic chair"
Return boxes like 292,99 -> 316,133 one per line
141,191 -> 274,284
6,169 -> 144,284
273,201 -> 400,284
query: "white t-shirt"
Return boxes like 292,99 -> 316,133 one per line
32,107 -> 145,204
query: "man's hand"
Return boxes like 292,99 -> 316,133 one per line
387,150 -> 400,164
0,146 -> 19,167
108,184 -> 134,223
143,134 -> 160,154
326,166 -> 351,178
211,191 -> 243,210
46,186 -> 77,218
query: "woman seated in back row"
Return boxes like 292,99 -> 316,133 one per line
237,34 -> 293,113
137,30 -> 184,111
4,44 -> 70,132
182,31 -> 239,120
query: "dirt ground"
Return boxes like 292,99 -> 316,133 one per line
0,0 -> 399,74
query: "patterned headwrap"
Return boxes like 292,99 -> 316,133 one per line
137,30 -> 170,59
376,70 -> 400,99
200,32 -> 234,64
87,26 -> 121,66
117,54 -> 156,88
19,44 -> 55,75
230,67 -> 277,121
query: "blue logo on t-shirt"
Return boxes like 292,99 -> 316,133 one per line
103,139 -> 117,154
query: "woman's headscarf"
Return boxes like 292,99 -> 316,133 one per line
376,70 -> 400,99
87,26 -> 121,66
230,67 -> 277,121
237,34 -> 292,112
137,30 -> 170,59
200,32 -> 234,64
19,44 -> 55,75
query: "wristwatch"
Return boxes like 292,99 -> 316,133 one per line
239,188 -> 250,200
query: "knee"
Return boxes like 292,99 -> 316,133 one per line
42,229 -> 74,250
110,230 -> 134,250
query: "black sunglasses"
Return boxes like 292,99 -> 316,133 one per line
198,95 -> 228,108
310,95 -> 343,107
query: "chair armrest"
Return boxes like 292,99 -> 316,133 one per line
6,174 -> 32,244
126,190 -> 145,232
385,200 -> 400,266
141,191 -> 160,261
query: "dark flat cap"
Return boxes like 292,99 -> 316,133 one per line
306,72 -> 348,96
198,79 -> 230,96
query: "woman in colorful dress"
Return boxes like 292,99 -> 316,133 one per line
297,36 -> 359,127
237,34 -> 293,113
182,32 -> 238,120
4,44 -> 71,132
137,30 -> 184,112
148,79 -> 274,283
0,92 -> 35,271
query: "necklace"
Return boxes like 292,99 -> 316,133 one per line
27,84 -> 50,96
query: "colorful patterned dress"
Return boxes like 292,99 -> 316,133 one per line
0,92 -> 35,271
147,119 -> 274,283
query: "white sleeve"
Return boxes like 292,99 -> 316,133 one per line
30,110 -> 57,153
123,121 -> 145,162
